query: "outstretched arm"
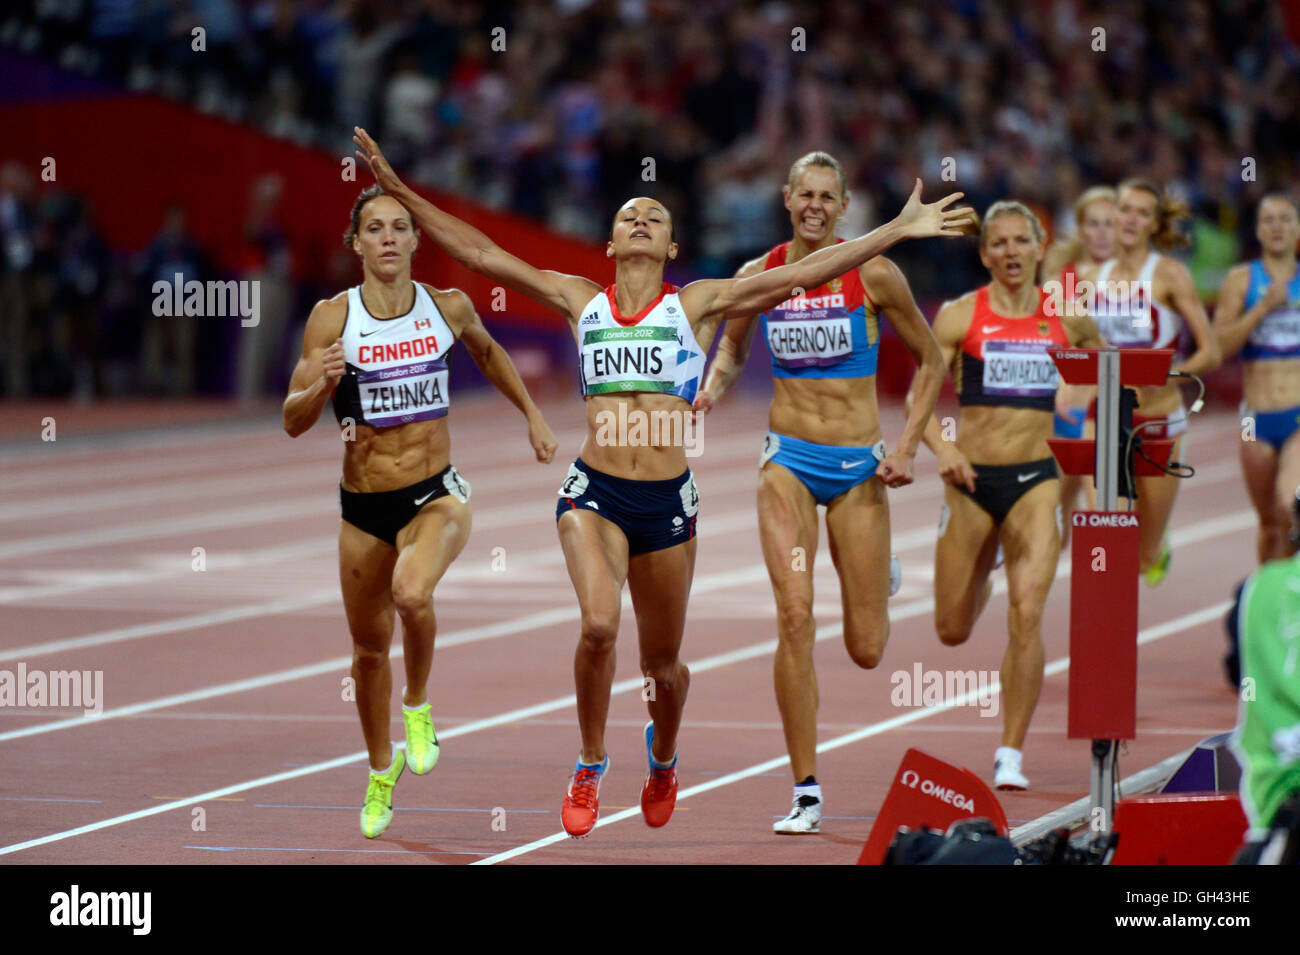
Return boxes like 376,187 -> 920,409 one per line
696,255 -> 766,414
353,127 -> 600,321
442,288 -> 558,463
681,181 -> 973,325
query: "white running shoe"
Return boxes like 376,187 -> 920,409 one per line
889,553 -> 902,596
994,748 -> 1029,790
773,793 -> 823,834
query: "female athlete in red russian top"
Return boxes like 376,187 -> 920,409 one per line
353,127 -> 972,837
695,152 -> 948,833
283,185 -> 557,839
912,201 -> 1103,790
1215,193 -> 1300,563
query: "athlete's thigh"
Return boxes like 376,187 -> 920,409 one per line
628,538 -> 697,664
1134,435 -> 1183,543
756,463 -> 820,616
1240,436 -> 1279,523
339,520 -> 398,647
824,475 -> 890,643
392,495 -> 473,600
934,484 -> 999,624
1000,479 -> 1062,609
558,508 -> 630,629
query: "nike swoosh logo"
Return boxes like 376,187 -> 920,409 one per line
359,326 -> 384,337
414,491 -> 436,505
1017,472 -> 1039,483
841,459 -> 867,469
981,325 -> 1003,334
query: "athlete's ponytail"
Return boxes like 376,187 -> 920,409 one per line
1118,179 -> 1190,252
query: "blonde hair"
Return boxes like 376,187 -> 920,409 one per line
1118,178 -> 1190,251
1043,185 -> 1118,275
1074,185 -> 1117,227
786,152 -> 849,199
979,200 -> 1045,247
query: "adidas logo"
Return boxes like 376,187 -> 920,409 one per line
580,313 -> 600,326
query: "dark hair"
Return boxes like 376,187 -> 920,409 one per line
343,184 -> 418,249
1117,179 -> 1190,251
610,201 -> 676,244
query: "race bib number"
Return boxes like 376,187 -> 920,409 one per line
443,466 -> 471,503
582,326 -> 677,395
981,341 -> 1058,397
558,463 -> 589,499
1249,307 -> 1300,355
679,474 -> 700,518
358,360 -> 449,428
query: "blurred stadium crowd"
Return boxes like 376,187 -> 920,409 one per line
4,0 -> 1299,397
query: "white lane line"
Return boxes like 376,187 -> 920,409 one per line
0,455 -> 764,563
0,507 -> 1253,743
0,544 -> 1242,856
473,598 -> 1234,865
0,621 -> 864,856
0,496 -> 919,658
0,495 -> 1253,853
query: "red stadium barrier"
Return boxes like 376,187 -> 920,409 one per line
6,93 -> 610,330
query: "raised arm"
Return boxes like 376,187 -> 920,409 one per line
696,255 -> 766,414
1159,258 -> 1221,377
354,127 -> 600,321
865,257 -> 944,487
680,181 -> 972,326
1214,264 -> 1287,360
283,295 -> 347,437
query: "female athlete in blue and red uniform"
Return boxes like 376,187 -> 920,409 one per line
283,184 -> 557,838
1215,193 -> 1300,563
696,152 -> 949,833
915,201 -> 1103,790
353,128 -> 972,837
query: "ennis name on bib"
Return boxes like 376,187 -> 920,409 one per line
333,283 -> 455,428
577,283 -> 705,403
759,242 -> 880,378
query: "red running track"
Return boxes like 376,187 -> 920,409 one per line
0,395 -> 1251,864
